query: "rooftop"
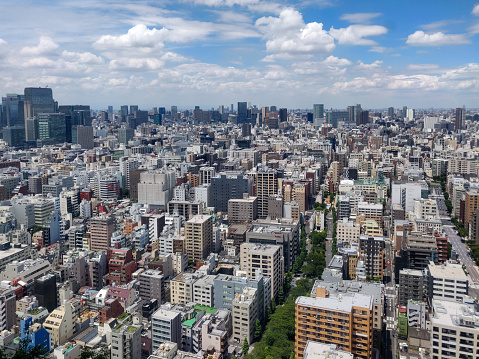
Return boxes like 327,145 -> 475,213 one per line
296,291 -> 373,312
428,263 -> 468,281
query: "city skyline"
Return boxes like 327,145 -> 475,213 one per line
0,1 -> 478,108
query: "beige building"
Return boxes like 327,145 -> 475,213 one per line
43,301 -> 75,346
228,194 -> 258,224
232,287 -> 258,344
185,215 -> 213,262
170,272 -> 201,304
240,243 -> 284,299
336,219 -> 360,245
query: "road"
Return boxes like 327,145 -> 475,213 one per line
432,183 -> 479,283
443,225 -> 479,283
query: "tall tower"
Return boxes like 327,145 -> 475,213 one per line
455,107 -> 464,131
256,169 -> 278,218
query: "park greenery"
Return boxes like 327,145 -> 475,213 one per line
245,224 -> 327,359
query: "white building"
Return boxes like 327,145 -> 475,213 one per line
428,263 -> 469,303
430,299 -> 479,359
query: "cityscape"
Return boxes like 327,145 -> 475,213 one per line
1,1 -> 479,359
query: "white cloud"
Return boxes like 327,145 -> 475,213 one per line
369,46 -> 388,53
110,58 -> 164,71
20,36 -> 59,56
407,64 -> 440,71
329,25 -> 388,45
62,50 -> 103,64
93,24 -> 169,51
322,55 -> 352,66
256,8 -> 335,56
356,60 -> 383,69
469,23 -> 479,34
406,31 -> 470,46
340,13 -> 382,24
473,4 -> 479,15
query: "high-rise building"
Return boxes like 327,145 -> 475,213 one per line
359,236 -> 385,280
256,169 -> 278,218
34,274 -> 57,312
3,127 -> 25,147
279,108 -> 287,122
455,107 -> 464,131
23,87 -> 55,120
171,105 -> 178,119
185,215 -> 213,262
1,94 -> 24,127
464,191 -> 479,226
295,289 -> 373,359
313,104 -> 324,119
120,105 -> 129,122
118,127 -> 134,144
211,173 -> 253,213
111,323 -> 142,359
75,126 -> 94,149
89,215 -> 115,251
388,107 -> 394,118
38,113 -> 66,144
240,243 -> 284,299
228,194 -> 258,224
358,110 -> 369,125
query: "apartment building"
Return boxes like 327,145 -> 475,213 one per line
240,243 -> 284,299
111,323 -> 142,359
43,302 -> 75,346
398,269 -> 428,307
295,292 -> 373,359
139,270 -> 164,303
228,194 -> 258,224
359,236 -> 385,280
185,215 -> 213,262
464,191 -> 479,226
337,219 -> 360,245
89,215 -> 115,251
232,287 -> 258,344
256,169 -> 278,218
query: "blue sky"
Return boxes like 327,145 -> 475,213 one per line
0,0 -> 478,110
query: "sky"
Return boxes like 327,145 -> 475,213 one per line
0,0 -> 479,110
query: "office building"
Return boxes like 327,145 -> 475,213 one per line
38,113 -> 66,144
118,127 -> 134,144
246,218 -> 300,270
185,215 -> 213,262
75,126 -> 94,149
2,94 -> 24,127
211,172 -> 253,213
23,87 -> 55,119
455,107 -> 464,131
138,170 -> 176,209
430,299 -> 479,359
427,263 -> 468,303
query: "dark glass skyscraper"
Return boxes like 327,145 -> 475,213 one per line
23,87 -> 55,119
1,94 -> 25,127
38,113 -> 66,144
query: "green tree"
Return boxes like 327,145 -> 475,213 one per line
254,319 -> 263,340
80,346 -> 111,359
277,287 -> 284,305
242,338 -> 250,355
271,298 -> 276,312
266,305 -> 272,321
3,338 -> 47,359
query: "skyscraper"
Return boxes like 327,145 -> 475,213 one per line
313,104 -> 324,119
279,108 -> 287,123
455,107 -> 464,131
2,94 -> 25,127
388,107 -> 394,118
237,102 -> 247,124
185,215 -> 213,262
23,87 -> 55,119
